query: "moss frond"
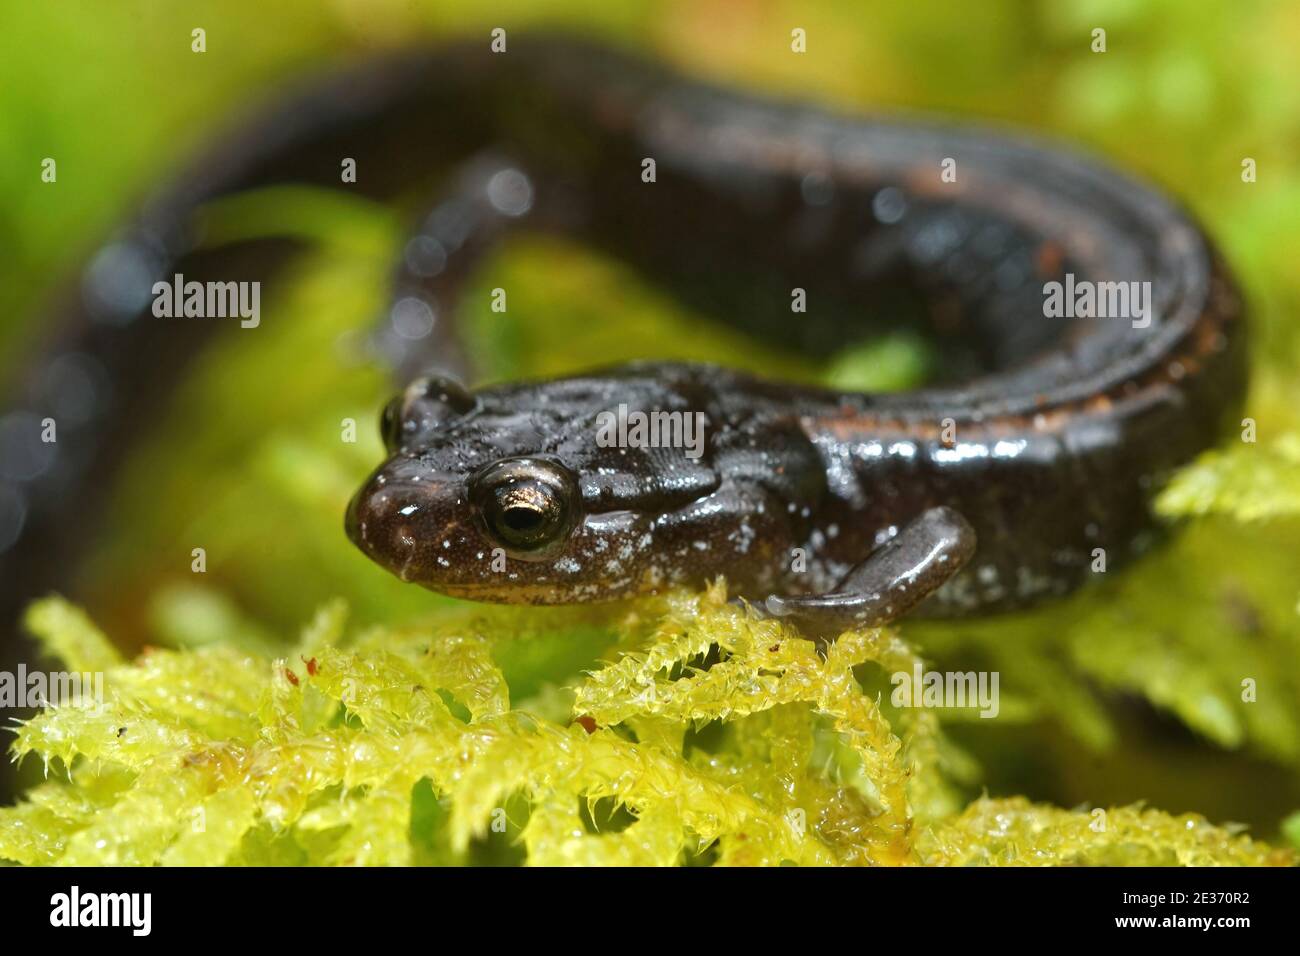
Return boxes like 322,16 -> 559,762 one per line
2,593 -> 1290,867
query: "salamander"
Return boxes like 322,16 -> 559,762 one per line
1,35 -> 1248,640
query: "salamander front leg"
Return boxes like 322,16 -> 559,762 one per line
373,152 -> 567,384
765,507 -> 977,632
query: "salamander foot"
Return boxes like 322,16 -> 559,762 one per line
764,506 -> 977,633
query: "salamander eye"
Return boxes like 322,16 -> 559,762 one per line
381,375 -> 476,454
470,457 -> 579,558
380,397 -> 403,454
403,375 -> 475,420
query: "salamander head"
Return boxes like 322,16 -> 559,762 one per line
345,369 -> 733,603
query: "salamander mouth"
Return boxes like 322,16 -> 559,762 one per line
419,581 -> 602,604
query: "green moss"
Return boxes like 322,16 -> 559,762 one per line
1157,433 -> 1300,522
2,592 -> 1290,867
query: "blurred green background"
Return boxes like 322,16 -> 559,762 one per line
2,0 -> 1299,839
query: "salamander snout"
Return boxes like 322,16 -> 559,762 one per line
345,423 -> 592,597
344,456 -> 469,585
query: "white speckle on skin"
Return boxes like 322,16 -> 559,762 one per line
730,521 -> 756,554
1014,565 -> 1054,600
934,442 -> 989,464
